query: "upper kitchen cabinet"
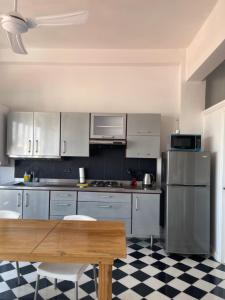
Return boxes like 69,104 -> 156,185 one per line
61,113 -> 89,157
7,112 -> 33,157
126,113 -> 161,158
7,112 -> 60,158
127,114 -> 161,136
126,135 -> 160,158
90,113 -> 126,140
33,112 -> 60,157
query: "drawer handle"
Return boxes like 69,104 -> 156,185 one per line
101,195 -> 113,198
137,130 -> 152,134
97,205 -> 113,208
55,204 -> 72,207
58,193 -> 72,197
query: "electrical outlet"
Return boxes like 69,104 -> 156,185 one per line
64,167 -> 72,173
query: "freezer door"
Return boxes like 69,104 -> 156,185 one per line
167,151 -> 210,185
165,185 -> 210,254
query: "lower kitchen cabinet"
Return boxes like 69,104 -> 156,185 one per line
132,193 -> 160,237
23,190 -> 49,220
50,191 -> 77,219
78,192 -> 132,234
0,190 -> 22,215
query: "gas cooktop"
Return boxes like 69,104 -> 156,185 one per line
90,181 -> 123,188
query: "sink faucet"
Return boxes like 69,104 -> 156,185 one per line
30,171 -> 39,182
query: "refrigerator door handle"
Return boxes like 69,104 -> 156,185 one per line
167,184 -> 208,187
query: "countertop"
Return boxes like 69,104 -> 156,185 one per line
0,181 -> 161,194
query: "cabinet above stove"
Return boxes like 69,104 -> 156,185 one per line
90,113 -> 126,143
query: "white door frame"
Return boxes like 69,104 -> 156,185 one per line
203,100 -> 225,263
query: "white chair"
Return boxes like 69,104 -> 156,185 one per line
0,210 -> 21,284
34,215 -> 98,300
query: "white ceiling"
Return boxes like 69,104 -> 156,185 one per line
0,0 -> 217,49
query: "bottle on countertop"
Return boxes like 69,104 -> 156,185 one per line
23,172 -> 30,182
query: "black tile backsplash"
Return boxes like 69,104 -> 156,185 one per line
15,145 -> 156,181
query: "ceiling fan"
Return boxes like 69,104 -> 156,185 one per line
0,0 -> 89,55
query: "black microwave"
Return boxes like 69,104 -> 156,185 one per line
170,134 -> 201,151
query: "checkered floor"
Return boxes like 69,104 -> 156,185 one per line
1,239 -> 225,299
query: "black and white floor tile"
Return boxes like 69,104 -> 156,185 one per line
1,239 -> 225,299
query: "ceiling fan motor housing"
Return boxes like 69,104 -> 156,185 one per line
2,15 -> 28,34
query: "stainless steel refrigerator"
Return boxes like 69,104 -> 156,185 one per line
161,151 -> 210,255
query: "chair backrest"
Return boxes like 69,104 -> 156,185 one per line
0,210 -> 20,219
63,215 -> 96,221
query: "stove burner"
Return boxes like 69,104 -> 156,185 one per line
90,181 -> 122,188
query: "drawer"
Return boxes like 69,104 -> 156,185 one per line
50,200 -> 76,216
78,192 -> 131,203
51,191 -> 77,201
78,201 -> 131,219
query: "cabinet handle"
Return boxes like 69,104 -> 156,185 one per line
101,136 -> 114,139
63,141 -> 67,154
55,204 -> 72,207
135,197 -> 139,211
17,193 -> 21,207
97,205 -> 113,208
58,193 -> 72,197
28,140 -> 32,153
25,193 -> 29,207
101,195 -> 113,198
137,130 -> 152,134
35,140 -> 38,153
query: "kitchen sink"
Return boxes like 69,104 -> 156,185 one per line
13,182 -> 44,187
13,182 -> 76,188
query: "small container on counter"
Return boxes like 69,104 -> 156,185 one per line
23,172 -> 30,182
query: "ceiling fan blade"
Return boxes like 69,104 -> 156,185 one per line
6,31 -> 27,54
27,10 -> 88,28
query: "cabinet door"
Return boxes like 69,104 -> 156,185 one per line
7,112 -> 33,157
34,112 -> 60,157
23,190 -> 49,220
127,114 -> 160,136
132,194 -> 160,237
0,190 -> 22,215
126,135 -> 160,158
61,113 -> 89,157
90,113 -> 126,139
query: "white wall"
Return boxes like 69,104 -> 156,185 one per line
0,48 -> 206,151
186,0 -> 225,80
180,81 -> 206,135
0,63 -> 180,151
0,104 -> 14,183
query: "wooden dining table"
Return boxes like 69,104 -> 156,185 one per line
0,219 -> 126,300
